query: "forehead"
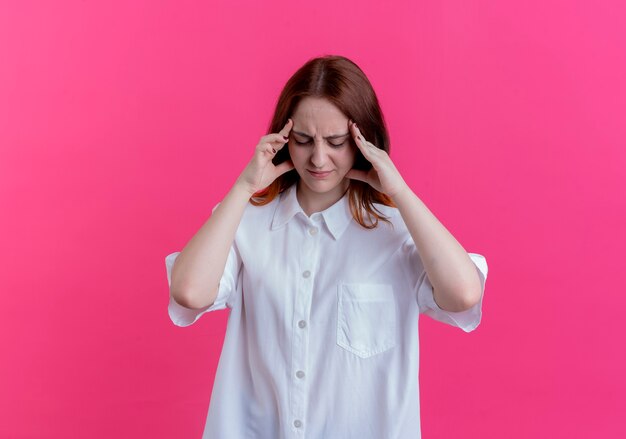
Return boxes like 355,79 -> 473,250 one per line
291,97 -> 348,134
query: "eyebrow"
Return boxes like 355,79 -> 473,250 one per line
292,130 -> 350,140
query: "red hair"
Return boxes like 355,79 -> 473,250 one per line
249,55 -> 396,229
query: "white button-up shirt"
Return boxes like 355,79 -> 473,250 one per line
165,183 -> 488,439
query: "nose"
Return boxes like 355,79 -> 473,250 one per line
310,140 -> 329,168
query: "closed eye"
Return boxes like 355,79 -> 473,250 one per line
295,139 -> 345,148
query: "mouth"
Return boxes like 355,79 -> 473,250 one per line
308,170 -> 333,179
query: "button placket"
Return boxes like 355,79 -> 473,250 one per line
290,218 -> 320,434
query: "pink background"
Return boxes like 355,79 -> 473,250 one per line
1,1 -> 625,437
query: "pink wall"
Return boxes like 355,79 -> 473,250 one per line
1,1 -> 624,437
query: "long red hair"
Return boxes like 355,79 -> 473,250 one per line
249,55 -> 397,229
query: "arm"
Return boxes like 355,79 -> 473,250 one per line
391,185 -> 483,312
345,122 -> 482,313
170,182 -> 251,310
170,120 -> 295,310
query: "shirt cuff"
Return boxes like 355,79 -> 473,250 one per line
165,251 -> 229,327
418,252 -> 488,332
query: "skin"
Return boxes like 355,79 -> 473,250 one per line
285,96 -> 483,312
287,96 -> 358,216
171,96 -> 482,312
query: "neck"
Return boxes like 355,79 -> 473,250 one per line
296,179 -> 349,217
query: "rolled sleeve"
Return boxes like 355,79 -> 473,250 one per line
416,252 -> 488,332
165,241 -> 242,327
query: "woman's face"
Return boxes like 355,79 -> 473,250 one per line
288,96 -> 357,203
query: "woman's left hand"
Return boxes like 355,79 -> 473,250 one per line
345,120 -> 408,198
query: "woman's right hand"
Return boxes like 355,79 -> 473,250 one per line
235,119 -> 295,195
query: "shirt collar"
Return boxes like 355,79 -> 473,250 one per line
270,184 -> 353,240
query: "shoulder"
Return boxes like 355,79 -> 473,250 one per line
344,203 -> 410,258
243,196 -> 279,217
372,202 -> 404,227
210,196 -> 280,232
372,202 -> 399,218
238,194 -> 282,229
368,202 -> 410,238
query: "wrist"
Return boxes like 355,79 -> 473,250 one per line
389,182 -> 411,202
232,180 -> 256,199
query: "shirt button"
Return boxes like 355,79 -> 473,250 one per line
309,227 -> 318,235
298,320 -> 307,328
294,420 -> 302,428
302,270 -> 311,278
296,370 -> 305,379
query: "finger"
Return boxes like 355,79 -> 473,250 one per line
275,159 -> 295,176
350,122 -> 373,159
278,118 -> 293,137
345,168 -> 369,183
272,119 -> 294,153
350,121 -> 365,144
261,132 -> 290,142
262,144 -> 277,155
257,137 -> 283,155
353,123 -> 373,148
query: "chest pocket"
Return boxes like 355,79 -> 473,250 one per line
336,283 -> 397,359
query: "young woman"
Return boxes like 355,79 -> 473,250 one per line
165,55 -> 488,438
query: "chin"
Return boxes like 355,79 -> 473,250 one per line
306,180 -> 336,190
302,176 -> 339,191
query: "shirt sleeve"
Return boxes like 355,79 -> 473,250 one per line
402,236 -> 489,332
165,202 -> 243,327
